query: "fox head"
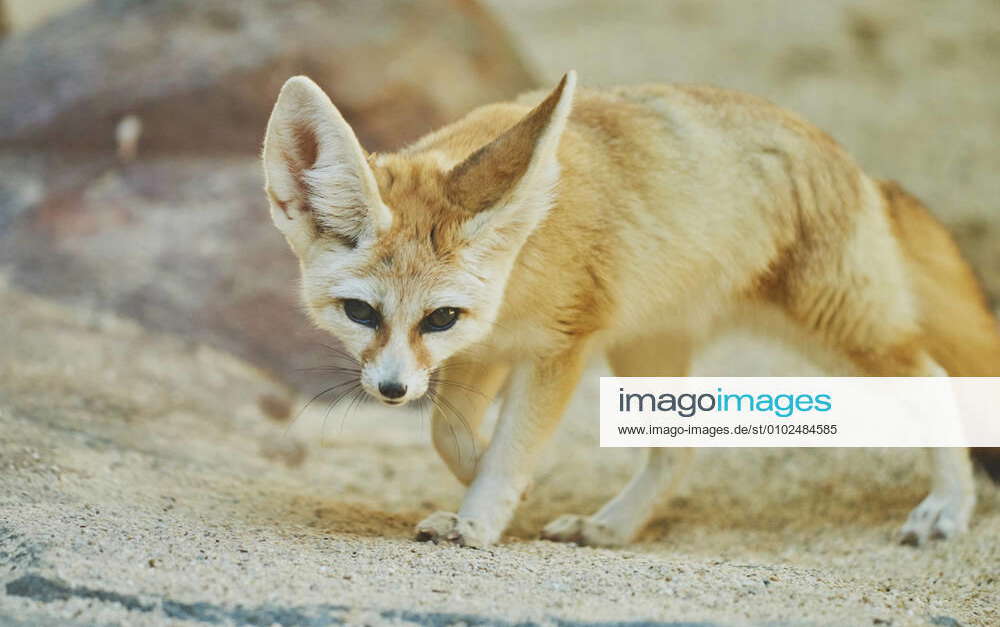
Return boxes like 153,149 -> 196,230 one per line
262,72 -> 576,405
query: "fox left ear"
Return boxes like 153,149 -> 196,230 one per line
447,71 -> 577,251
262,76 -> 392,255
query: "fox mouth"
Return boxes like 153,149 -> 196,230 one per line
370,389 -> 421,406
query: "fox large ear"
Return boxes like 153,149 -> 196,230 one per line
262,76 -> 391,254
447,71 -> 576,252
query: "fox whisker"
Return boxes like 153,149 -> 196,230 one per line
427,387 -> 477,465
295,365 -> 363,376
428,375 -> 487,400
338,386 -> 370,436
318,381 -> 362,441
285,378 -> 360,437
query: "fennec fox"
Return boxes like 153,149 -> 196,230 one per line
262,72 -> 1000,548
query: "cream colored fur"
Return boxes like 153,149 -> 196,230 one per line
263,73 -> 1000,548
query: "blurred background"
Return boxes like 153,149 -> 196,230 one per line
2,0 -> 997,399
3,0 -> 999,486
2,3 -> 999,624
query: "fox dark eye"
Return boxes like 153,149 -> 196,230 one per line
343,299 -> 379,328
422,307 -> 460,332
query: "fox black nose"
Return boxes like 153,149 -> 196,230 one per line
378,382 -> 407,400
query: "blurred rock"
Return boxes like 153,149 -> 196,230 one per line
0,155 -> 349,390
0,152 -> 45,231
0,0 -> 535,155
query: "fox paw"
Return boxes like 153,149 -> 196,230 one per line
541,514 -> 630,547
414,511 -> 496,548
899,493 -> 973,546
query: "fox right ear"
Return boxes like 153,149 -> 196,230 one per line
447,71 -> 576,254
262,76 -> 391,255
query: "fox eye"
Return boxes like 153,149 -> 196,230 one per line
343,299 -> 379,328
422,307 -> 460,332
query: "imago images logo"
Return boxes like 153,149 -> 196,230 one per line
601,377 -> 1000,447
616,386 -> 832,418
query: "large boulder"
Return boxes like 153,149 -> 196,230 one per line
0,0 -> 535,154
0,157 -> 337,390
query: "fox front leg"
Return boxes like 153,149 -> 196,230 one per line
430,361 -> 510,485
416,342 -> 591,547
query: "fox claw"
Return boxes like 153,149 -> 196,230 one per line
541,514 -> 629,547
898,493 -> 973,546
414,511 -> 494,548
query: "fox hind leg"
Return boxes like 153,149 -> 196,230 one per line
542,336 -> 694,547
881,180 -> 1000,540
852,343 -> 976,544
776,191 -> 978,544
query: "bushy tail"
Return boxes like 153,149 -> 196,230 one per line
880,179 -> 1000,482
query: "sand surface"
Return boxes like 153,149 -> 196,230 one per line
2,285 -> 998,626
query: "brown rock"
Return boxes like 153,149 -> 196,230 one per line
0,156 -> 352,390
0,0 -> 535,155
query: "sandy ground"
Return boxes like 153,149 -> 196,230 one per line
4,1 -> 1000,625
2,285 -> 998,626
